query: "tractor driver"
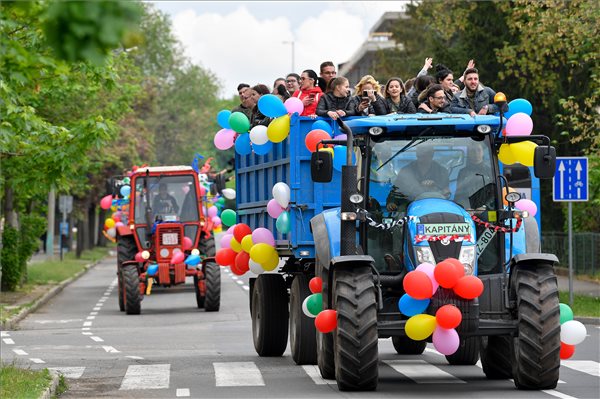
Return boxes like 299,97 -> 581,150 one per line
152,183 -> 179,216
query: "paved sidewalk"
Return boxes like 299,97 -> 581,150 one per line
556,274 -> 599,297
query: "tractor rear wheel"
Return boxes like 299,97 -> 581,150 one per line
117,271 -> 125,312
511,265 -> 560,390
252,274 -> 289,356
445,337 -> 480,365
194,274 -> 204,308
123,264 -> 141,315
200,234 -> 216,257
392,336 -> 426,355
480,335 -> 512,379
290,274 -> 317,365
117,236 -> 137,312
204,262 -> 221,312
333,266 -> 378,391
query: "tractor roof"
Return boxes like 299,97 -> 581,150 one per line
346,113 -> 502,134
134,166 -> 195,174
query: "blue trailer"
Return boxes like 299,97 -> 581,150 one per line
237,111 -> 560,391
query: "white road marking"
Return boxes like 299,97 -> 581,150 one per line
3,338 -> 15,345
231,276 -> 238,280
12,349 -> 28,356
81,327 -> 90,330
561,360 -> 600,377
0,331 -> 9,337
236,280 -> 244,285
301,365 -> 336,385
49,367 -> 85,379
99,297 -> 107,302
90,312 -> 98,316
95,303 -> 103,307
30,358 -> 45,364
86,316 -> 96,320
120,364 -> 170,390
125,355 -> 144,360
83,321 -> 92,327
383,359 -> 465,384
35,319 -> 82,324
542,390 -> 578,399
82,332 -> 92,335
93,307 -> 101,311
213,362 -> 265,387
242,286 -> 249,291
90,336 -> 104,342
102,346 -> 120,353
176,388 -> 190,397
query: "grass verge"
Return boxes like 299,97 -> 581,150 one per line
0,362 -> 53,399
559,291 -> 600,318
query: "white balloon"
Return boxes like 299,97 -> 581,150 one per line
272,182 -> 290,208
106,227 -> 116,238
302,296 -> 316,318
560,320 -> 587,346
191,249 -> 200,256
249,260 -> 265,275
249,125 -> 269,145
222,188 -> 236,200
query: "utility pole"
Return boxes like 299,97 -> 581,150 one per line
46,187 -> 55,258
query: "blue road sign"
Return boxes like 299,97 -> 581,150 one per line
553,157 -> 588,202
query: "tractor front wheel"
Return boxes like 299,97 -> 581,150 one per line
252,274 -> 288,356
204,262 -> 221,312
290,274 -> 317,365
123,264 -> 141,315
480,335 -> 512,379
117,271 -> 125,312
392,336 -> 426,355
194,274 -> 205,309
445,337 -> 480,365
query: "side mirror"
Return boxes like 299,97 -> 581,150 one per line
311,151 -> 333,183
533,145 -> 556,179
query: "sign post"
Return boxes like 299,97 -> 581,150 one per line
553,157 -> 588,306
58,195 -> 73,261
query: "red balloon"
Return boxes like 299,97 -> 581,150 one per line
315,309 -> 337,333
183,236 -> 193,250
435,304 -> 463,329
234,251 -> 250,274
112,213 -> 121,223
444,258 -> 466,278
434,260 -> 462,289
453,275 -> 484,299
560,342 -> 575,359
305,129 -> 331,153
171,251 -> 185,264
215,248 -> 236,266
403,270 -> 433,300
233,223 -> 252,243
309,277 -> 323,294
134,252 -> 144,263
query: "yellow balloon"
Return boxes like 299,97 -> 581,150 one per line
241,235 -> 254,253
267,114 -> 291,143
104,218 -> 115,229
110,205 -> 117,212
318,147 -> 334,156
230,237 -> 242,253
249,243 -> 276,264
405,314 -> 437,341
511,140 -> 537,167
213,226 -> 222,233
261,251 -> 280,271
498,144 -> 516,165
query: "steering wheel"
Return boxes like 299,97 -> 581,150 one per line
415,191 -> 447,201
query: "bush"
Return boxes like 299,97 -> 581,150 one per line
1,226 -> 21,291
18,215 -> 46,283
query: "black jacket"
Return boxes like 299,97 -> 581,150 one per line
383,96 -> 416,114
316,93 -> 355,117
250,107 -> 271,128
348,94 -> 387,116
418,99 -> 450,114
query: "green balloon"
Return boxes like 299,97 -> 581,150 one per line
276,211 -> 291,234
306,293 -> 323,316
217,197 -> 226,205
228,112 -> 250,133
559,303 -> 574,324
221,209 -> 237,227
123,177 -> 130,184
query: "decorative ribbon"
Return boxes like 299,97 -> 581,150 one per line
471,214 -> 522,233
415,234 -> 472,243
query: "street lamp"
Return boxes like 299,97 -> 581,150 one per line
282,40 -> 295,72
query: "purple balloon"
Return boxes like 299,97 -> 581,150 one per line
207,206 -> 218,218
515,198 -> 538,217
416,262 -> 439,295
267,198 -> 285,219
220,233 -> 233,249
505,112 -> 533,136
335,133 -> 347,141
432,326 -> 460,355
214,128 -> 236,150
284,97 -> 304,115
226,225 -> 235,234
252,228 -> 276,247
212,216 -> 222,227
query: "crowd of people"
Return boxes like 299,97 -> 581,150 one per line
232,58 -> 501,128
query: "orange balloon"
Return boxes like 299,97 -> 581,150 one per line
403,270 -> 434,300
453,275 -> 484,299
315,309 -> 337,333
305,129 -> 331,152
435,304 -> 463,329
434,260 -> 462,289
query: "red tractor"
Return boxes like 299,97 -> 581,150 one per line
111,166 -> 220,314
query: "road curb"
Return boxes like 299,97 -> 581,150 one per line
1,258 -> 105,331
575,316 -> 600,326
39,370 -> 60,399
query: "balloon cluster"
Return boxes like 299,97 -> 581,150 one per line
99,177 -> 131,242
301,277 -> 338,333
559,303 -> 587,359
215,224 -> 280,275
213,95 -> 304,155
304,120 -> 354,171
268,182 -> 291,234
498,98 -> 538,167
399,259 -> 484,355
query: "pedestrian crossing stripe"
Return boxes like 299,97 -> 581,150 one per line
120,364 -> 170,390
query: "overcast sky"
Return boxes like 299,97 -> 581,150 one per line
151,1 -> 408,98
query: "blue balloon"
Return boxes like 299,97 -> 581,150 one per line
398,294 -> 430,317
311,120 -> 333,135
234,133 -> 252,155
505,98 -> 532,119
217,110 -> 232,129
120,185 -> 131,197
257,94 -> 287,118
253,141 -> 272,155
184,254 -> 201,266
333,145 -> 356,171
147,263 -> 158,276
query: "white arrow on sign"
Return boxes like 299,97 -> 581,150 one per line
558,161 -> 565,199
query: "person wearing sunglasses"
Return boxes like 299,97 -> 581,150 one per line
291,69 -> 323,117
418,84 -> 451,114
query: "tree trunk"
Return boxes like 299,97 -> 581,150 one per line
4,186 -> 18,228
46,187 -> 55,258
76,218 -> 84,258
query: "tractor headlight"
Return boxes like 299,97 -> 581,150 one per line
476,124 -> 491,134
415,246 -> 435,264
459,246 -> 476,275
369,127 -> 384,136
159,248 -> 170,258
141,250 -> 150,260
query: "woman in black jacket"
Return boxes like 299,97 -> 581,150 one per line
382,77 -> 416,114
316,77 -> 355,120
249,84 -> 272,128
348,75 -> 387,116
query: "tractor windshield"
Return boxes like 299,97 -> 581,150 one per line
133,175 -> 199,224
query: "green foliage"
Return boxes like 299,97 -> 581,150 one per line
559,291 -> 600,317
17,214 -> 46,283
0,363 -> 53,399
1,226 -> 21,291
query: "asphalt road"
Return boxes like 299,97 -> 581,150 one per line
1,257 -> 599,398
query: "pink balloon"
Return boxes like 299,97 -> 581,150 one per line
171,251 -> 185,264
214,128 -> 236,150
432,326 -> 460,355
505,112 -> 533,136
252,227 -> 276,246
135,252 -> 144,262
212,216 -> 222,227
267,198 -> 285,218
199,186 -> 206,196
207,206 -> 218,218
335,134 -> 347,141
515,198 -> 538,217
220,233 -> 233,249
115,221 -> 124,227
100,195 -> 113,210
284,97 -> 304,115
183,236 -> 193,250
416,262 -> 439,295
226,225 -> 236,234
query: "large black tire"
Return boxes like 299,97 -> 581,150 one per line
117,271 -> 125,312
252,274 -> 289,356
511,265 -> 560,390
392,336 -> 426,355
290,275 -> 317,365
445,337 -> 480,365
117,237 -> 137,312
123,264 -> 141,315
199,234 -> 216,256
194,274 -> 204,309
480,335 -> 512,379
333,266 -> 378,391
317,329 -> 335,379
204,262 -> 221,312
